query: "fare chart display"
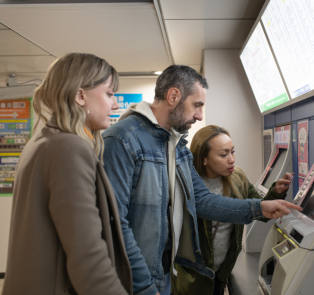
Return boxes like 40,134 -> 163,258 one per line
262,0 -> 314,99
240,22 -> 289,113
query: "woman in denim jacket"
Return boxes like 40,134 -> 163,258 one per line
171,125 -> 293,295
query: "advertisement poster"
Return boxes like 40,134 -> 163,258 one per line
110,94 -> 142,126
0,98 -> 33,148
0,96 -> 33,196
0,152 -> 21,195
298,120 -> 309,187
275,125 -> 290,145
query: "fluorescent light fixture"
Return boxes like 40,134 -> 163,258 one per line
154,71 -> 162,75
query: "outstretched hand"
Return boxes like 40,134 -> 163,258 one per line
261,199 -> 302,219
274,172 -> 294,194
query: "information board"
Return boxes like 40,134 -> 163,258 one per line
0,98 -> 32,148
109,94 -> 142,126
240,22 -> 289,113
0,151 -> 21,195
0,96 -> 33,196
262,0 -> 314,99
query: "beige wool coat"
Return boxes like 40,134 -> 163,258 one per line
2,119 -> 132,295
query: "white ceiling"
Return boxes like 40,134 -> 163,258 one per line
0,3 -> 170,85
0,0 -> 265,86
165,20 -> 255,66
161,0 -> 265,72
0,30 -> 50,55
160,0 -> 265,19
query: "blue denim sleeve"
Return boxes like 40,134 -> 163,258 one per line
102,135 -> 158,295
191,166 -> 263,223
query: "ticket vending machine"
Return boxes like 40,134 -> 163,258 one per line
258,164 -> 314,295
243,125 -> 293,253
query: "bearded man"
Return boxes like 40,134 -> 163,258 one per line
102,65 -> 301,295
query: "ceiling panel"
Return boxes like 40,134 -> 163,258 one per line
165,19 -> 255,65
0,55 -> 56,75
0,23 -> 8,29
0,3 -> 170,72
0,30 -> 51,56
160,0 -> 265,19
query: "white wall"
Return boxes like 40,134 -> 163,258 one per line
204,49 -> 262,184
117,76 -> 204,147
117,77 -> 158,104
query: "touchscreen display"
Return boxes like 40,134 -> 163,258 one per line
240,22 -> 289,113
262,0 -> 314,99
262,149 -> 287,189
301,183 -> 314,221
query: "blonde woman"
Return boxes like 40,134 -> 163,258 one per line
171,125 -> 293,295
3,53 -> 132,295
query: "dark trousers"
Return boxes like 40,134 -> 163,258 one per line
213,275 -> 224,295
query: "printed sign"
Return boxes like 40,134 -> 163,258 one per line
275,125 -> 290,145
298,120 -> 309,187
0,152 -> 21,195
0,98 -> 32,148
110,94 -> 142,126
0,96 -> 33,196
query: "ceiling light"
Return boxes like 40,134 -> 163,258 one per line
154,71 -> 162,75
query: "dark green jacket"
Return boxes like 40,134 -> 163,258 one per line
171,180 -> 286,295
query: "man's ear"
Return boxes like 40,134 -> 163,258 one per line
166,87 -> 181,107
75,88 -> 86,107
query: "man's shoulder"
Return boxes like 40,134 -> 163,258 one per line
102,113 -> 145,141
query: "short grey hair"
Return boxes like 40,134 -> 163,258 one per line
154,65 -> 208,102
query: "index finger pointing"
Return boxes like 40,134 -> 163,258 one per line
281,201 -> 302,211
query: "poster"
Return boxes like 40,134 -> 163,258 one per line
298,120 -> 309,187
0,96 -> 33,196
110,94 -> 142,126
0,98 -> 33,148
275,125 -> 290,145
0,152 -> 21,195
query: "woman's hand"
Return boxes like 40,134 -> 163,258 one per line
274,172 -> 294,194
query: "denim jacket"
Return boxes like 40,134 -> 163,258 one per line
102,112 -> 263,295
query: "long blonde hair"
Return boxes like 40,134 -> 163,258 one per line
33,53 -> 119,160
190,125 -> 248,199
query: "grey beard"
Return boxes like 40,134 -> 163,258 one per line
169,102 -> 195,134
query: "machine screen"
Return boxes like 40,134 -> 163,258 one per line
240,22 -> 289,113
262,0 -> 314,99
301,183 -> 314,221
262,149 -> 287,189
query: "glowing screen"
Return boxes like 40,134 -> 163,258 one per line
240,22 -> 289,113
262,0 -> 314,99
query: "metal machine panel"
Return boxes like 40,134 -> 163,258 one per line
263,129 -> 273,170
309,119 -> 314,173
275,106 -> 291,126
264,113 -> 276,129
292,97 -> 314,122
294,262 -> 314,295
292,122 -> 299,197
